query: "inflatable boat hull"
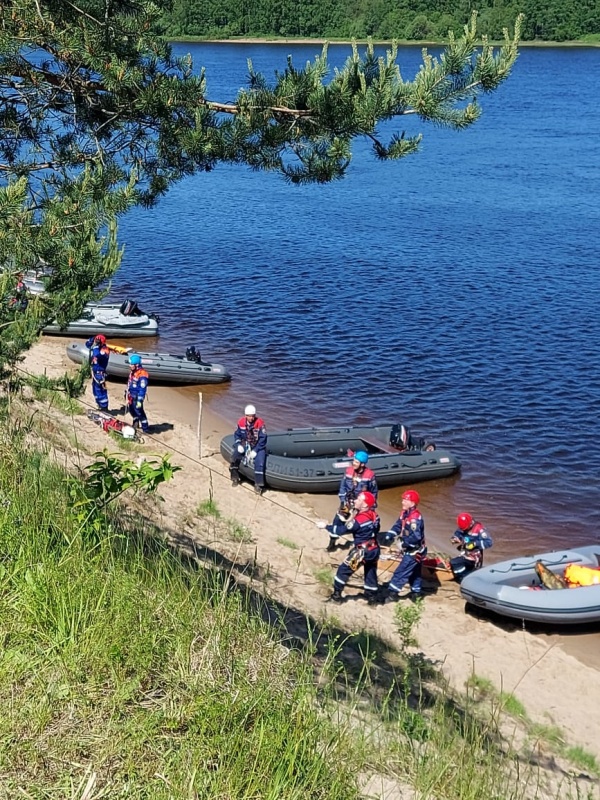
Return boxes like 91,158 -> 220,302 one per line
220,423 -> 460,493
67,341 -> 231,385
460,545 -> 600,625
44,302 -> 159,337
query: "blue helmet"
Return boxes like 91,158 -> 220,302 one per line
354,450 -> 368,464
129,354 -> 142,366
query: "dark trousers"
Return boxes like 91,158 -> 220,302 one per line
450,555 -> 480,583
333,551 -> 379,596
389,552 -> 424,595
128,401 -> 149,432
92,374 -> 108,409
230,449 -> 267,488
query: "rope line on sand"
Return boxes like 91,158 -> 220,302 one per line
12,365 -> 320,525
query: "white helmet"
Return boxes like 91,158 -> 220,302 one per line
244,404 -> 256,415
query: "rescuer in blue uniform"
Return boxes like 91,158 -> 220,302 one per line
230,404 -> 268,494
126,354 -> 149,432
319,490 -> 380,606
85,334 -> 110,410
384,489 -> 426,603
325,450 -> 379,552
449,512 -> 493,583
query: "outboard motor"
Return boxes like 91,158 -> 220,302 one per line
185,346 -> 203,363
120,299 -> 141,317
389,423 -> 436,452
389,423 -> 411,451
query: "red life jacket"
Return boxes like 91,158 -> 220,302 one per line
344,465 -> 375,481
236,416 -> 266,448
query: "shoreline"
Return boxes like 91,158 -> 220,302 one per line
170,36 -> 600,48
18,337 -> 600,764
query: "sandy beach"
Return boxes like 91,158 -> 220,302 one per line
17,337 -> 600,780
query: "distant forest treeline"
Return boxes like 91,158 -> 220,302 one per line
160,0 -> 599,42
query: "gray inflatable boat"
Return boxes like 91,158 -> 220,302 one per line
43,300 -> 159,337
220,423 -> 460,493
460,545 -> 600,625
67,341 -> 231,385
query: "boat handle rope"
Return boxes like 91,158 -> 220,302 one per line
489,554 -> 583,574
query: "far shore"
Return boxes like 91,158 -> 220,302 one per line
169,36 -> 600,48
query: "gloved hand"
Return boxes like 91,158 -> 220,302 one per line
315,520 -> 328,529
237,444 -> 245,454
450,536 -> 461,545
249,450 -> 257,459
135,401 -> 142,409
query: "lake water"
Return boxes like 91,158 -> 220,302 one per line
111,42 -> 600,558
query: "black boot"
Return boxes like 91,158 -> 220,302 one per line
326,537 -> 337,552
367,592 -> 380,606
408,592 -> 423,604
330,589 -> 343,603
230,470 -> 241,487
254,484 -> 264,495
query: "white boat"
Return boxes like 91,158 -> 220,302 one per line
67,342 -> 231,385
43,300 -> 159,337
22,269 -> 50,295
460,545 -> 600,625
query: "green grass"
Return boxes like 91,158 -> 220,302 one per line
277,536 -> 299,549
31,385 -> 84,414
226,518 -> 254,543
564,745 -> 599,774
529,722 -> 565,748
0,439 -> 359,798
463,674 -> 600,784
466,673 -> 495,698
393,600 -> 423,650
196,497 -> 221,518
313,566 -> 333,588
500,691 -> 527,718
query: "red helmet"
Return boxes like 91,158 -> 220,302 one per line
357,491 -> 376,509
402,489 -> 420,505
95,334 -> 107,345
457,512 -> 473,531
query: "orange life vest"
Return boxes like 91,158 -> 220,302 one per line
564,564 -> 600,587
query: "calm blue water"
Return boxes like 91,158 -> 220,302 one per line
112,43 -> 600,555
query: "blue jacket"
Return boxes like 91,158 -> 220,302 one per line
390,508 -> 426,554
338,466 -> 378,504
452,521 -> 491,554
127,367 -> 149,403
85,338 -> 109,378
328,509 -> 380,547
234,416 -> 267,452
